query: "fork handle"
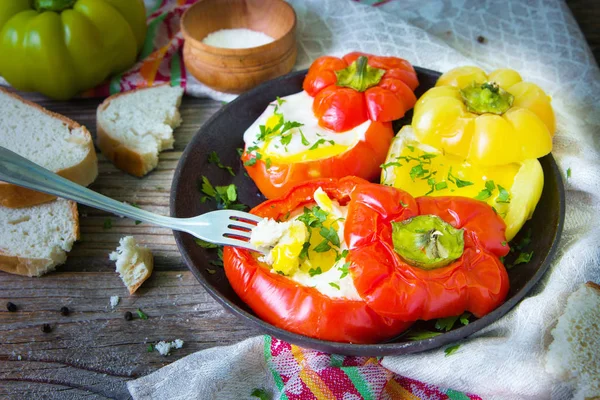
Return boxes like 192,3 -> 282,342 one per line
0,146 -> 180,228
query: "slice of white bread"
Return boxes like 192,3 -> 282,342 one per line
0,199 -> 79,277
96,84 -> 184,177
546,282 -> 600,399
0,88 -> 98,208
109,236 -> 154,294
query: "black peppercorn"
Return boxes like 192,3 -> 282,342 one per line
124,311 -> 133,321
6,302 -> 17,312
477,35 -> 487,44
41,324 -> 52,333
60,306 -> 70,316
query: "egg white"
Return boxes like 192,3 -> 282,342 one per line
243,91 -> 371,162
250,192 -> 361,300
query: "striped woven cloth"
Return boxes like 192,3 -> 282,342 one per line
95,1 -> 480,398
265,337 -> 479,400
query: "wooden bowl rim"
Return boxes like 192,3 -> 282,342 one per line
180,0 -> 297,55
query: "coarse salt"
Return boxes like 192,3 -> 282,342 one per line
109,295 -> 120,309
202,28 -> 274,49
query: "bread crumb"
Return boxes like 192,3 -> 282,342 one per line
110,295 -> 120,309
110,236 -> 154,294
153,339 -> 184,356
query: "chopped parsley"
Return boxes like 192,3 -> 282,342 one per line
236,147 -> 243,157
474,180 -> 495,201
409,164 -> 429,181
298,206 -> 328,229
407,145 -> 415,152
566,167 -> 571,179
251,388 -> 271,400
299,129 -> 310,146
435,312 -> 471,331
444,344 -> 461,356
207,151 -> 235,176
399,200 -> 408,207
406,330 -> 442,341
308,267 -> 322,277
275,96 -> 285,106
435,181 -> 448,191
309,138 -> 335,150
195,239 -> 218,249
265,158 -> 272,169
198,176 -> 247,210
447,167 -> 474,188
328,282 -> 340,290
147,344 -> 154,352
206,268 -> 217,275
130,203 -> 142,224
513,251 -> 533,265
103,218 -> 112,230
338,262 -> 350,279
335,249 -> 349,262
496,184 -> 511,203
209,247 -> 225,268
136,309 -> 148,320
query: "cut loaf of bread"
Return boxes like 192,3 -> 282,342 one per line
545,282 -> 600,399
0,199 -> 79,277
0,88 -> 98,208
109,236 -> 154,294
96,84 -> 184,177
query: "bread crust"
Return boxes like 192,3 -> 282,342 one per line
96,84 -> 175,178
0,88 -> 98,208
0,200 -> 79,277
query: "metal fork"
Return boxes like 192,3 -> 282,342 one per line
0,146 -> 263,253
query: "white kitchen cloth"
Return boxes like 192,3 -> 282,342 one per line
130,0 -> 598,398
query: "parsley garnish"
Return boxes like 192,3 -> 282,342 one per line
335,249 -> 349,262
147,344 -> 154,352
299,129 -> 310,146
406,330 -> 442,341
136,309 -> 148,320
103,218 -> 112,230
265,158 -> 272,169
209,247 -> 225,267
206,268 -> 217,275
435,181 -> 448,191
195,239 -> 218,249
444,344 -> 460,356
275,97 -> 285,106
251,388 -> 271,400
496,184 -> 511,203
501,241 -> 507,246
309,138 -> 335,150
328,282 -> 340,290
298,206 -> 328,229
236,147 -> 243,156
299,242 -> 310,261
399,200 -> 408,207
313,241 -> 332,253
474,180 -> 495,201
566,167 -> 571,179
409,164 -> 428,181
435,312 -> 471,331
407,145 -> 415,152
308,267 -> 322,277
514,251 -> 533,265
198,176 -> 247,210
447,167 -> 474,188
338,262 -> 350,279
208,151 -> 235,176
319,226 -> 340,247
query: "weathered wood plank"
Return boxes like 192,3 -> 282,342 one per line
0,271 -> 260,397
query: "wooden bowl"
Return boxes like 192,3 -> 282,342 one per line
181,0 -> 297,94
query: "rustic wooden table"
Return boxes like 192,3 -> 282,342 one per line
1,3 -> 598,399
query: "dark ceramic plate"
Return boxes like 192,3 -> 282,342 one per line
171,68 -> 565,356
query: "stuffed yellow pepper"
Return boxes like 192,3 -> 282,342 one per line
382,66 -> 555,240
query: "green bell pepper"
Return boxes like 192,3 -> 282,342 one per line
0,0 -> 147,100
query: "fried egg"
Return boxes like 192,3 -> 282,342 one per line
243,91 -> 371,163
250,188 -> 360,300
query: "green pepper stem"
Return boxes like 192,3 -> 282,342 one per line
34,0 -> 77,12
459,81 -> 514,115
391,215 -> 464,270
335,56 -> 385,92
